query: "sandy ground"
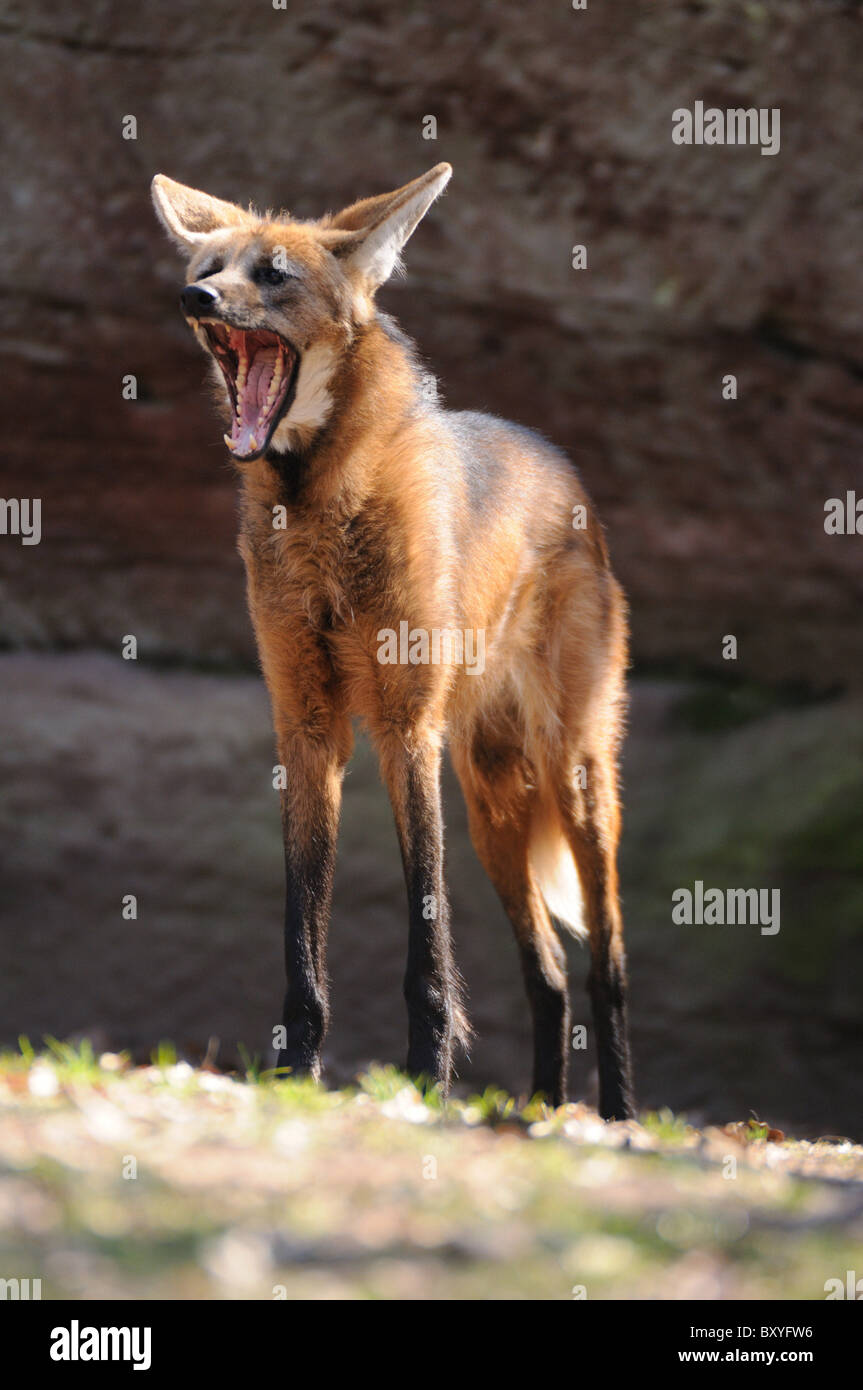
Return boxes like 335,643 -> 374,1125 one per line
1,1053 -> 861,1301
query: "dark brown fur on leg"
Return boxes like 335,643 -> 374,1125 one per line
376,733 -> 469,1093
559,765 -> 634,1121
274,727 -> 351,1079
521,928 -> 571,1107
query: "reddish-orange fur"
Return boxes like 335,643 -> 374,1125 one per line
152,165 -> 634,1117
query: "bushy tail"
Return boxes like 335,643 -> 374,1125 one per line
529,797 -> 586,940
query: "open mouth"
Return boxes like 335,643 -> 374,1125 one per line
202,323 -> 300,460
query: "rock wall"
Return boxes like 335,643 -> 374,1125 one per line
1,2 -> 862,1135
2,655 -> 861,1135
1,0 -> 862,684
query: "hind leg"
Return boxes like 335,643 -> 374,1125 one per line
452,738 -> 570,1105
556,756 -> 634,1120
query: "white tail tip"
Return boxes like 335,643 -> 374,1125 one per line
530,810 -> 586,940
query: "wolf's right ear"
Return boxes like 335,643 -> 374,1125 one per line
151,175 -> 252,252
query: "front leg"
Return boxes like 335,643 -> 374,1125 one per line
376,731 -> 468,1093
275,724 -> 352,1079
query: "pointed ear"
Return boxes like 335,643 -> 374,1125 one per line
151,174 -> 253,252
323,163 -> 451,289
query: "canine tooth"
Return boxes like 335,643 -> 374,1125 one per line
223,432 -> 234,450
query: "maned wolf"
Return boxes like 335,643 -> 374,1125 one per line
151,164 -> 634,1119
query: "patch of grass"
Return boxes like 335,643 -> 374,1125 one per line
42,1035 -> 103,1082
237,1043 -> 264,1084
641,1106 -> 694,1145
150,1040 -> 178,1070
465,1085 -> 520,1125
263,1074 -> 347,1114
358,1064 -> 438,1107
2,1042 -> 863,1300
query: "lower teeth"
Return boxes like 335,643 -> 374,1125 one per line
222,347 -> 292,454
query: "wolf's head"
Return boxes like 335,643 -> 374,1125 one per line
151,164 -> 451,462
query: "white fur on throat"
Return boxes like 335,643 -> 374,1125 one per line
270,343 -> 337,451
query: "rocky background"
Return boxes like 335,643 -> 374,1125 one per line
1,0 -> 862,1133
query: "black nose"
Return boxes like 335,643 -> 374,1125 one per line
180,284 -> 219,317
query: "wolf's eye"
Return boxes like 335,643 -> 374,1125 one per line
197,261 -> 223,279
256,265 -> 294,287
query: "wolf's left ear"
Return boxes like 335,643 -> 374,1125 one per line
151,174 -> 252,252
323,163 -> 451,289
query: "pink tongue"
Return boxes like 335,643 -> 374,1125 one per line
232,348 -> 278,455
